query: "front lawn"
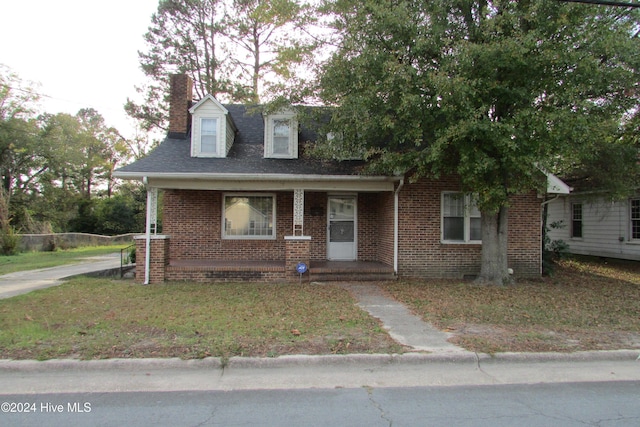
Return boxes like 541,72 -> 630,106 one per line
382,257 -> 640,354
1,257 -> 637,360
0,280 -> 402,360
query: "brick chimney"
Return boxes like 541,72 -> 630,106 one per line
168,74 -> 193,139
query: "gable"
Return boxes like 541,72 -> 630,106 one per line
190,95 -> 237,158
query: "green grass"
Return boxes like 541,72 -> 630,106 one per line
0,280 -> 402,360
0,245 -> 129,275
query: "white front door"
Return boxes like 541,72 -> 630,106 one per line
327,196 -> 357,260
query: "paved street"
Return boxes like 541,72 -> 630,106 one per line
2,381 -> 639,426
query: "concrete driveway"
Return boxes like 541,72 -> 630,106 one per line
0,253 -> 122,299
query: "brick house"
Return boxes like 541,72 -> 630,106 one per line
114,74 -> 569,284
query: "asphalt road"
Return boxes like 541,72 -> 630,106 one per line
2,381 -> 639,427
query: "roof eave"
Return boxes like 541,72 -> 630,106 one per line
113,171 -> 400,183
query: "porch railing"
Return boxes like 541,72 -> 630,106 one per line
120,243 -> 136,278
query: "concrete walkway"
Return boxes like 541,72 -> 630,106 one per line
340,283 -> 469,354
0,253 -> 122,299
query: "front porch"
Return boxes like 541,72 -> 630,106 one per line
163,259 -> 395,283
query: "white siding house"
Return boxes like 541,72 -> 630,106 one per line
546,194 -> 640,261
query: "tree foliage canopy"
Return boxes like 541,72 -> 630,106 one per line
126,0 -> 317,131
317,0 -> 639,211
310,0 -> 639,284
0,65 -> 143,235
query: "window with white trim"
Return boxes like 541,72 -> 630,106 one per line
223,194 -> 276,239
631,198 -> 640,240
200,118 -> 218,154
264,113 -> 298,158
189,95 -> 233,158
571,203 -> 583,238
442,192 -> 481,243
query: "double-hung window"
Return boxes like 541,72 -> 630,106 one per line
631,198 -> 640,240
189,95 -> 233,158
200,118 -> 218,154
264,113 -> 298,158
272,119 -> 291,155
571,203 -> 583,238
223,194 -> 276,239
442,192 -> 481,243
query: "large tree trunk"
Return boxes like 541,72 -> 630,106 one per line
475,206 -> 512,286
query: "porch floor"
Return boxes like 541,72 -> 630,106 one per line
167,259 -> 395,281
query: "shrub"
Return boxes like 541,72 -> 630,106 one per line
0,222 -> 19,255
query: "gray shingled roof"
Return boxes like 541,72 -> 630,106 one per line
115,105 -> 368,178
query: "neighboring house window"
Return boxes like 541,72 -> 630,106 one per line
264,113 -> 298,158
223,194 -> 276,239
631,198 -> 640,240
442,192 -> 481,243
571,203 -> 583,238
200,118 -> 218,154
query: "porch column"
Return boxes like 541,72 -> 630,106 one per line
292,188 -> 304,236
144,186 -> 159,284
285,236 -> 311,282
135,235 -> 169,284
285,188 -> 311,281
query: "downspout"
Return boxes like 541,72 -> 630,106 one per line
540,193 -> 560,207
394,178 -> 405,275
143,177 -> 151,285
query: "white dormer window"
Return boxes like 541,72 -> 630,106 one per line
264,112 -> 298,158
199,117 -> 218,154
190,94 -> 236,158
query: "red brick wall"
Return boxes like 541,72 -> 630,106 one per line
135,236 -> 169,284
161,184 -> 541,279
397,176 -> 541,279
357,193 -> 379,261
305,192 -> 327,261
506,192 -> 542,277
163,190 -> 290,261
168,74 -> 193,137
377,191 -> 396,267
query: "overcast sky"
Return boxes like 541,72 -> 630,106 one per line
1,0 -> 160,138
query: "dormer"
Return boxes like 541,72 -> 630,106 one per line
263,111 -> 298,159
189,94 -> 237,158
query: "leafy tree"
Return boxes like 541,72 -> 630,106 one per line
0,66 -> 143,236
225,0 -> 316,102
94,190 -> 146,235
75,108 -> 129,198
312,0 -> 639,285
38,110 -> 128,200
126,0 -> 232,132
127,0 -> 317,131
0,65 -> 44,206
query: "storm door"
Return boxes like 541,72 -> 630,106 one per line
327,196 -> 357,260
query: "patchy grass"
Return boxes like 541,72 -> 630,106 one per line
2,256 -> 637,360
0,245 -> 128,275
0,280 -> 402,360
382,257 -> 640,354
